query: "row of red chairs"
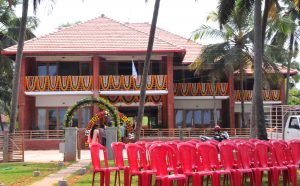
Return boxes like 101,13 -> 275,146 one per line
90,139 -> 300,186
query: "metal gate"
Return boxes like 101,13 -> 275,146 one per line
0,131 -> 24,162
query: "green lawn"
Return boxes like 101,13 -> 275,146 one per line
0,162 -> 63,185
66,161 -> 300,186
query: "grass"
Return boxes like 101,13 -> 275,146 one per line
0,162 -> 65,186
66,160 -> 139,186
66,163 -> 300,186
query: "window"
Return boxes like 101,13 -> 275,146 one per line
289,117 -> 300,130
175,109 -> 221,128
81,63 -> 92,75
37,109 -> 46,130
175,110 -> 183,128
48,109 -> 57,130
59,62 -> 79,76
80,107 -> 91,128
59,109 -> 67,130
194,110 -> 202,128
37,63 -> 57,76
186,110 -> 193,128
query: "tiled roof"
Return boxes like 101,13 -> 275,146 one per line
3,16 -> 186,55
128,23 -> 202,64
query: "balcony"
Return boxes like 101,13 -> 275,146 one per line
25,75 -> 168,92
174,83 -> 229,96
25,76 -> 93,91
99,75 -> 167,90
235,90 -> 281,101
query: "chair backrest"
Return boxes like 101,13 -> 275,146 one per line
126,143 -> 147,172
90,143 -> 109,170
254,141 -> 272,168
165,141 -> 181,166
218,141 -> 237,170
288,139 -> 300,165
197,142 -> 220,171
111,142 -> 126,168
178,143 -> 197,172
236,142 -> 255,169
206,140 -> 219,146
149,143 -> 177,176
135,142 -> 149,169
271,140 -> 289,166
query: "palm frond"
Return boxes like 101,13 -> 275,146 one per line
192,25 -> 225,41
218,0 -> 236,27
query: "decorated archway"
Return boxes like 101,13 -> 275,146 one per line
63,97 -> 121,139
86,111 -> 135,139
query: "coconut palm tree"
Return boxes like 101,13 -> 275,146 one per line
135,0 -> 161,141
191,8 -> 257,128
9,0 -> 43,133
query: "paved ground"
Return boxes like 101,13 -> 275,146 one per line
25,150 -> 91,163
25,150 -> 91,186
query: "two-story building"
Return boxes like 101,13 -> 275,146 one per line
3,16 -> 297,133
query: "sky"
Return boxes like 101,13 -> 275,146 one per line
16,0 -> 219,44
15,0 -> 300,89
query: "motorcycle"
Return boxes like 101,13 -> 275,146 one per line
200,131 -> 229,142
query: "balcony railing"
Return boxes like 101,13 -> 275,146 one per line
25,76 -> 93,91
140,128 -> 251,139
235,90 -> 281,101
99,75 -> 167,90
174,83 -> 229,96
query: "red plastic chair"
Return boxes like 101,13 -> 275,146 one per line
253,141 -> 273,186
288,139 -> 300,186
125,143 -> 155,186
288,139 -> 300,166
235,142 -> 255,186
111,142 -> 130,186
149,143 -> 188,186
165,141 -> 182,170
270,140 -> 290,186
90,143 -> 120,186
178,143 -> 199,186
218,141 -> 249,186
197,142 -> 233,186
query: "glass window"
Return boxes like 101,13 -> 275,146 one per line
37,63 -> 47,76
81,107 -> 91,128
81,63 -> 91,75
37,109 -> 46,130
48,109 -> 57,130
49,63 -> 57,76
118,62 -> 131,75
203,110 -> 212,128
194,110 -> 202,128
59,62 -> 79,76
186,110 -> 193,128
59,109 -> 67,130
175,110 -> 183,128
151,62 -> 159,75
72,112 -> 79,127
289,117 -> 300,129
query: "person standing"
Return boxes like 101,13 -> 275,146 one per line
87,123 -> 100,145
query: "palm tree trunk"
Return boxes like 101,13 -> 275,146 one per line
252,0 -> 267,140
285,33 -> 294,104
9,0 -> 28,133
135,0 -> 161,141
240,65 -> 245,128
212,74 -> 217,126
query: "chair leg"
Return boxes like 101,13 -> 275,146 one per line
100,172 -> 105,186
254,169 -> 262,186
105,171 -> 110,186
124,169 -> 130,186
272,168 -> 279,186
283,170 -> 288,186
212,173 -> 220,186
92,172 -> 95,186
114,171 -> 117,186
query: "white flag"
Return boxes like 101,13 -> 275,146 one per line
132,60 -> 137,79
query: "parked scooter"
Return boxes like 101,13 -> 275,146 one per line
200,125 -> 229,142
